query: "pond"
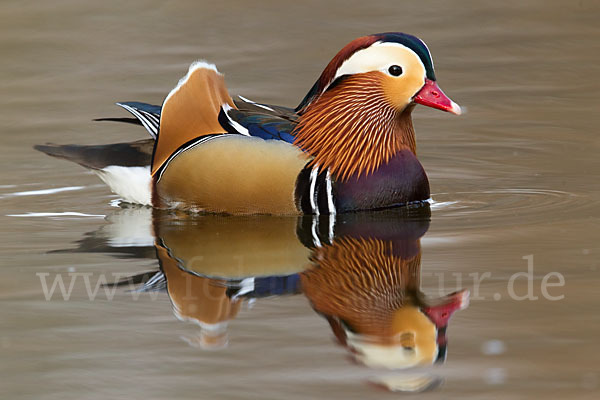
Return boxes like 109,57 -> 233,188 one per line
1,0 -> 599,398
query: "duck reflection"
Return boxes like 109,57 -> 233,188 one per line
145,214 -> 310,349
63,205 -> 468,389
300,232 -> 467,369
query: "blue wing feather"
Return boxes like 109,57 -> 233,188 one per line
217,98 -> 299,143
104,97 -> 299,144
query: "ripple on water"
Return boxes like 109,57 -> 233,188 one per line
430,188 -> 590,226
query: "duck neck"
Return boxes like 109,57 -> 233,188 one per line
294,75 -> 416,181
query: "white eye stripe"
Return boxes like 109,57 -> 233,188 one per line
326,42 -> 426,92
374,40 -> 433,65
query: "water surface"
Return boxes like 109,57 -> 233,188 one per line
1,0 -> 599,399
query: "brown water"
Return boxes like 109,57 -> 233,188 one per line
1,0 -> 600,398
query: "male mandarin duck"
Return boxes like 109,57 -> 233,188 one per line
36,32 -> 461,214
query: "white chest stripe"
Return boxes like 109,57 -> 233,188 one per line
306,166 -> 336,215
307,167 -> 337,246
309,166 -> 319,215
325,169 -> 336,215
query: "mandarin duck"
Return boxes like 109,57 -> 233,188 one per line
37,32 -> 460,214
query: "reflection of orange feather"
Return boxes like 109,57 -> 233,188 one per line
152,64 -> 234,176
294,73 -> 416,181
157,243 -> 241,324
301,237 -> 421,339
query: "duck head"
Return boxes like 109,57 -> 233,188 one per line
297,32 -> 461,115
294,32 -> 461,180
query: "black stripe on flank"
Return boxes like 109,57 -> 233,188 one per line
294,164 -> 313,214
316,170 -> 330,214
295,164 -> 337,215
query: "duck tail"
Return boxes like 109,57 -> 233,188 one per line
35,140 -> 154,205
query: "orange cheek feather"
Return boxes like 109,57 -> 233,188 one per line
381,72 -> 425,110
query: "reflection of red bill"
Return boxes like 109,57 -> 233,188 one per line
423,289 -> 470,329
414,79 -> 462,115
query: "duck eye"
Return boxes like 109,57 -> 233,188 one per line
388,65 -> 403,76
